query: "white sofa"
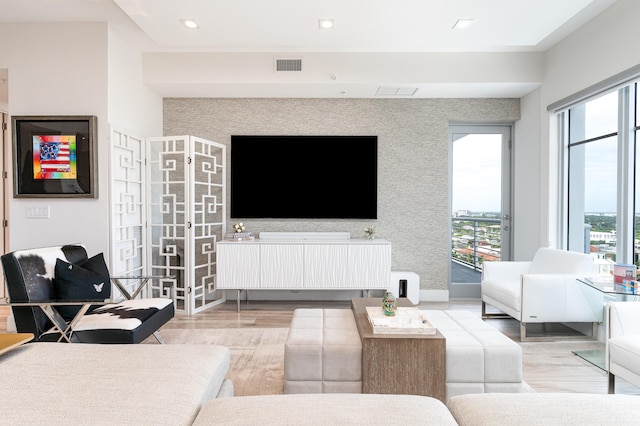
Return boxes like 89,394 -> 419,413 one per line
195,392 -> 640,425
481,247 -> 597,340
447,392 -> 640,425
606,301 -> 640,393
0,342 -> 232,425
193,393 -> 458,425
7,337 -> 638,425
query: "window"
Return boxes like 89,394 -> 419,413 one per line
560,83 -> 639,266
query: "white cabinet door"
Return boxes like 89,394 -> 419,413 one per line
348,244 -> 391,289
216,239 -> 391,291
216,243 -> 260,289
261,244 -> 304,288
303,244 -> 349,288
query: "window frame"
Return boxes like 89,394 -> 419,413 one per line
558,83 -> 638,264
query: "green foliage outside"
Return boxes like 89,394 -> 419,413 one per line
585,214 -> 640,242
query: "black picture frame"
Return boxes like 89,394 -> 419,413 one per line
12,115 -> 98,198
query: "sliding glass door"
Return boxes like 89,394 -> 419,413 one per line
449,125 -> 512,295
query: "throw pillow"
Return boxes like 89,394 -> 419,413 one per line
53,252 -> 111,321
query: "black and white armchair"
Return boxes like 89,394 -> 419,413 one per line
1,244 -> 174,344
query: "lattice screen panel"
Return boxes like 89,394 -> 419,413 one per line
190,136 -> 226,313
110,129 -> 147,298
146,136 -> 226,314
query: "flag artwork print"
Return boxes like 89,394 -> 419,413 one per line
32,135 -> 77,179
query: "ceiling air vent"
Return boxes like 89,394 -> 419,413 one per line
275,58 -> 302,72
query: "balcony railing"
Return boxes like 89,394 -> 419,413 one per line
451,216 -> 501,273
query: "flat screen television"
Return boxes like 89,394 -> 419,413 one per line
230,135 -> 378,219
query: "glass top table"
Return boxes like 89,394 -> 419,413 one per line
573,277 -> 639,370
576,277 -> 640,297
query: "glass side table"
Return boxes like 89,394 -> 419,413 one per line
577,276 -> 640,299
573,277 -> 639,370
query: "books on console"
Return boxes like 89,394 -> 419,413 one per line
614,263 -> 637,284
225,232 -> 255,241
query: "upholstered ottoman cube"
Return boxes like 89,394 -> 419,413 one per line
421,310 -> 523,399
284,308 -> 362,393
422,310 -> 485,396
284,309 -> 323,388
445,310 -> 522,392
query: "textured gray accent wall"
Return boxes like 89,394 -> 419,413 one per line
163,98 -> 520,291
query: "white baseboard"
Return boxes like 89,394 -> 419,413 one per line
419,289 -> 449,302
223,288 -> 451,303
224,289 -> 379,301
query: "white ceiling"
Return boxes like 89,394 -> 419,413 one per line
111,0 -> 608,53
0,0 -> 620,99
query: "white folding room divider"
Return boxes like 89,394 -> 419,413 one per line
110,129 -> 153,300
111,130 -> 226,314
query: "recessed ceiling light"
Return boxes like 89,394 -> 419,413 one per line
452,19 -> 474,30
181,19 -> 200,29
319,19 -> 335,30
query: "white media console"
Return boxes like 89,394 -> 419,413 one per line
216,235 -> 391,311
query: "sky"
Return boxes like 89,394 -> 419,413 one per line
451,133 -> 502,213
581,91 -> 618,213
452,90 -> 622,214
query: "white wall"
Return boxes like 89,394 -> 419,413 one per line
0,23 -> 110,258
143,51 -> 543,99
515,0 -> 640,254
543,0 -> 640,105
164,97 -> 520,295
107,28 -> 162,138
513,88 -> 542,260
0,22 -> 163,265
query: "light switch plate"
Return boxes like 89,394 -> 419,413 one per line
26,205 -> 50,219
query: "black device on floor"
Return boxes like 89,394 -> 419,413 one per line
399,279 -> 408,298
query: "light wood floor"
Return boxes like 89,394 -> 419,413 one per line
166,297 -> 640,395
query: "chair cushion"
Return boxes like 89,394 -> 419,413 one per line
77,298 -> 174,344
480,278 -> 521,313
39,298 -> 175,344
609,334 -> 640,376
528,247 -> 592,274
53,252 -> 111,321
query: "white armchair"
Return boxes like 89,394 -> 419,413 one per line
481,247 -> 597,341
606,301 -> 640,393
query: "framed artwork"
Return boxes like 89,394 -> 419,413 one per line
12,115 -> 98,198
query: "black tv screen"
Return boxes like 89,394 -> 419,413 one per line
231,135 -> 377,219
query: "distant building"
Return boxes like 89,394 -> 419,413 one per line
590,231 -> 616,243
457,248 -> 499,262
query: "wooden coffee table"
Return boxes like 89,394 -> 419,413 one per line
351,298 -> 446,402
0,333 -> 34,355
